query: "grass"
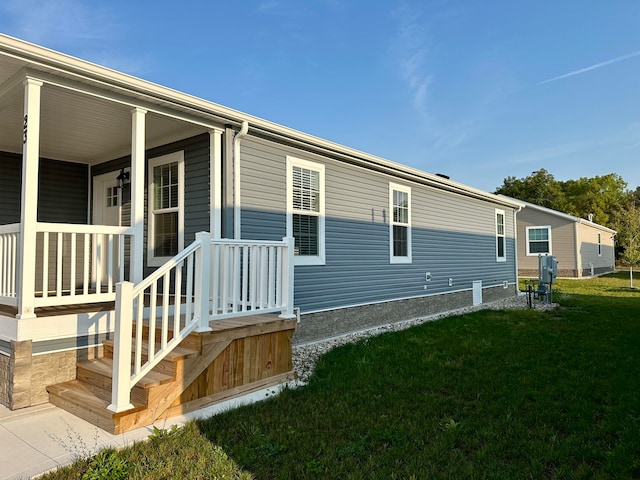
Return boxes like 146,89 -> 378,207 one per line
42,273 -> 640,479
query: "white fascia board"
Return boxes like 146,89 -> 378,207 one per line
500,196 -> 615,233
0,33 -> 526,208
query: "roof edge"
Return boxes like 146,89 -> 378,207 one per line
0,33 -> 520,208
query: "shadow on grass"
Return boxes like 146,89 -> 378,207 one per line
195,280 -> 640,479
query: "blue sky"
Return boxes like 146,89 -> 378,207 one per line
1,1 -> 639,193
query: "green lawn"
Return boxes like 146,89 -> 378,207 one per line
43,273 -> 640,479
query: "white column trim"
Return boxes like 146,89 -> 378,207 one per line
17,78 -> 43,319
130,107 -> 147,284
209,128 -> 223,238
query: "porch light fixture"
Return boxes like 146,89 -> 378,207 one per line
116,168 -> 129,189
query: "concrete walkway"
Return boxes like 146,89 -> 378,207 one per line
0,385 -> 285,479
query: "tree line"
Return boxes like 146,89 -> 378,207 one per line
495,169 -> 640,273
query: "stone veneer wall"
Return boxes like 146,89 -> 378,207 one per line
293,285 -> 516,345
0,352 -> 9,405
0,342 -> 102,410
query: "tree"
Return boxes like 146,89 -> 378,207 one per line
616,203 -> 640,288
561,174 -> 628,226
495,169 -> 565,209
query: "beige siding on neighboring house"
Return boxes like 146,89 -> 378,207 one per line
576,223 -> 615,276
517,208 -> 577,276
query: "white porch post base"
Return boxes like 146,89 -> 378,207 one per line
108,281 -> 135,413
279,236 -> 296,319
194,232 -> 213,332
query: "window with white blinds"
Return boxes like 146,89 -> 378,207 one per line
287,156 -> 325,266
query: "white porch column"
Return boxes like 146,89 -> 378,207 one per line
209,128 -> 223,238
17,78 -> 43,319
130,108 -> 146,284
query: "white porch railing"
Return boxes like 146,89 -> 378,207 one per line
0,222 -> 134,311
34,223 -> 134,307
0,223 -> 19,306
108,233 -> 295,413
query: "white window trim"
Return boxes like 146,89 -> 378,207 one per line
286,156 -> 326,266
147,151 -> 185,267
495,209 -> 506,262
525,225 -> 552,256
389,182 -> 412,264
597,232 -> 602,256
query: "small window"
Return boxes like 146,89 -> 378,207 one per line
526,226 -> 551,256
106,186 -> 119,207
390,183 -> 411,263
286,156 -> 325,266
597,232 -> 602,256
147,151 -> 184,267
496,209 -> 506,262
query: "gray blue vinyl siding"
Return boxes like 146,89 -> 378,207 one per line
0,151 -> 88,225
240,137 -> 517,314
92,134 -> 210,277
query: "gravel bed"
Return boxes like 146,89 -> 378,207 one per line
292,294 -> 558,385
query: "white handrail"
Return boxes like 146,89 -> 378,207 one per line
108,233 -> 295,413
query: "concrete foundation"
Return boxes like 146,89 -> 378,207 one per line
294,285 -> 516,345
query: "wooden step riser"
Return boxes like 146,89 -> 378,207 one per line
130,325 -> 202,353
103,344 -> 178,377
49,391 -> 116,434
76,364 -> 149,405
48,314 -> 295,435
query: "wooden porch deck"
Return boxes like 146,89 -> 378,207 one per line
46,312 -> 297,434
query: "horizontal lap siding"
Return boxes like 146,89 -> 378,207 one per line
0,152 -> 21,224
241,137 -> 517,313
93,134 -> 210,278
517,208 -> 576,272
577,223 -> 615,271
0,152 -> 88,225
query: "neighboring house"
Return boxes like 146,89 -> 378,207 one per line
513,200 -> 616,278
0,34 -> 523,431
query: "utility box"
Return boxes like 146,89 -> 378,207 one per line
538,255 -> 558,284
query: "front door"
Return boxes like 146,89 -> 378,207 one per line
92,172 -> 121,287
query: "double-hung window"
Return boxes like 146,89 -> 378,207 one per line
286,156 -> 325,266
526,226 -> 551,255
390,183 -> 412,263
597,232 -> 602,256
147,151 -> 184,267
496,209 -> 506,262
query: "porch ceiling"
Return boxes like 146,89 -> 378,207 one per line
0,55 -> 205,165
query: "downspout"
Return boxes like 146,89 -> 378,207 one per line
574,222 -> 581,277
513,205 -> 522,292
233,121 -> 249,240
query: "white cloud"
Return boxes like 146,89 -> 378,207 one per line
392,3 -> 433,114
0,0 -> 118,46
539,49 -> 640,85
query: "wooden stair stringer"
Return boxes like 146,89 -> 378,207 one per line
113,339 -> 232,433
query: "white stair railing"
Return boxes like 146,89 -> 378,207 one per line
108,233 -> 295,413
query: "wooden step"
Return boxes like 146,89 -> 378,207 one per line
77,357 -> 174,391
103,339 -> 199,362
47,380 -> 144,433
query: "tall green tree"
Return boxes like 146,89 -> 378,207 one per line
562,174 -> 628,226
495,169 -> 565,210
616,203 -> 640,288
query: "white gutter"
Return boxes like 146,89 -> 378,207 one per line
0,34 -> 522,209
513,205 -> 522,291
233,121 -> 249,239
